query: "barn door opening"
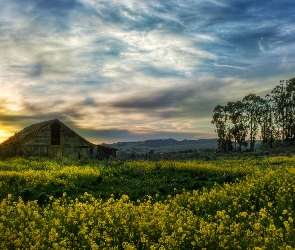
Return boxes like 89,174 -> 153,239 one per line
51,123 -> 60,145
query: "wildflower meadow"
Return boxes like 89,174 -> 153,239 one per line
0,156 -> 295,249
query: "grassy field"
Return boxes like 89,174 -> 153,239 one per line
0,156 -> 295,249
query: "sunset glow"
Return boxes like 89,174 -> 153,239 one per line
0,130 -> 13,144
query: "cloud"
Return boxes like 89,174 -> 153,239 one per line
1,0 -> 291,83
214,64 -> 246,70
0,0 -> 295,143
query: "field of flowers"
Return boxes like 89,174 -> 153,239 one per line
0,156 -> 295,249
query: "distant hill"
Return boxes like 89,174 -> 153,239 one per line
102,138 -> 218,154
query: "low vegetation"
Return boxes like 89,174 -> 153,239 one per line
0,156 -> 250,203
0,156 -> 295,249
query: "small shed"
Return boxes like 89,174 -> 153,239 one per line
0,119 -> 117,159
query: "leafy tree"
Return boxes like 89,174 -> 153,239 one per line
242,93 -> 264,151
285,78 -> 295,142
212,77 -> 295,151
211,105 -> 232,152
271,81 -> 288,141
270,78 -> 295,143
260,94 -> 275,148
234,123 -> 248,151
227,101 -> 245,151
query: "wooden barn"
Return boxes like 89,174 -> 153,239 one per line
0,119 -> 117,159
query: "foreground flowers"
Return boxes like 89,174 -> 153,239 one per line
0,156 -> 295,249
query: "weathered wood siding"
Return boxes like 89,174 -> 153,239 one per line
0,123 -> 92,158
0,144 -> 15,158
0,120 -> 116,159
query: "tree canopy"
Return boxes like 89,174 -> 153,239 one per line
212,77 -> 295,152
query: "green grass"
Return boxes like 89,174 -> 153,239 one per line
0,156 -> 258,204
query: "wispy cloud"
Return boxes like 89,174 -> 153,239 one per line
214,64 -> 246,70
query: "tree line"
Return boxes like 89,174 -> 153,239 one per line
212,77 -> 295,152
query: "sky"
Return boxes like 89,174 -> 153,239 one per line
0,0 -> 295,144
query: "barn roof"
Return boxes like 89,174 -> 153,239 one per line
0,119 -> 95,146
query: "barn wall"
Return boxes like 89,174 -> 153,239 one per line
0,122 -> 116,159
0,123 -> 93,158
94,146 -> 117,160
20,123 -> 93,158
0,144 -> 16,158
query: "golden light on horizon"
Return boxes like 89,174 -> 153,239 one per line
0,129 -> 13,143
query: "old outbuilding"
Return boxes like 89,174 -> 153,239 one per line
0,119 -> 117,159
